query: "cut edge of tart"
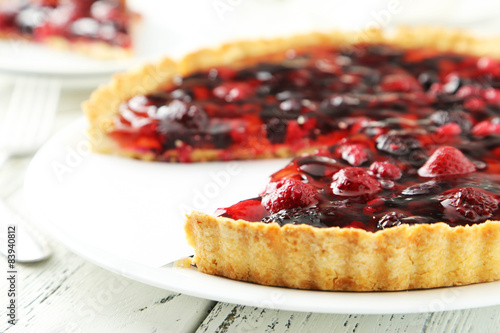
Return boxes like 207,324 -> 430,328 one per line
84,56 -> 179,160
185,211 -> 500,291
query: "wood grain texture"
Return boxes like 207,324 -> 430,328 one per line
197,302 -> 500,333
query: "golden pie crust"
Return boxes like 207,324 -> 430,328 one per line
185,212 -> 500,291
84,27 -> 500,290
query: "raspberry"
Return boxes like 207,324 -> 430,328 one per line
337,143 -> 370,166
215,199 -> 269,222
435,123 -> 462,137
330,167 -> 382,197
418,146 -> 476,178
437,187 -> 499,223
369,161 -> 402,180
261,178 -> 318,214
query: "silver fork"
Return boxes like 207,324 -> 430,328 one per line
0,75 -> 61,262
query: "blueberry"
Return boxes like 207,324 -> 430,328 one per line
261,207 -> 323,227
402,182 -> 440,196
266,117 -> 287,144
376,131 -> 422,156
376,212 -> 407,230
159,100 -> 208,129
429,110 -> 472,132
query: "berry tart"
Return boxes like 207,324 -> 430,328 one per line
0,0 -> 137,59
84,27 -> 500,291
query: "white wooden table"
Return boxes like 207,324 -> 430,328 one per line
1,87 -> 499,333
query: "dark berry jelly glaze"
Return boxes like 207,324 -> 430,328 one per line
114,42 -> 500,231
217,142 -> 500,231
0,0 -> 131,47
113,44 -> 500,163
196,44 -> 499,231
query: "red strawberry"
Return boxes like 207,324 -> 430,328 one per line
215,199 -> 268,222
418,146 -> 476,178
337,143 -> 370,166
330,167 -> 381,197
261,178 -> 318,214
437,187 -> 499,223
369,161 -> 402,180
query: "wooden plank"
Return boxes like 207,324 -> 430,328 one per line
0,242 -> 216,333
197,302 -> 500,333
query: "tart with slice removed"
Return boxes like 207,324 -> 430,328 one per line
84,27 -> 500,290
186,142 -> 500,291
0,0 -> 138,59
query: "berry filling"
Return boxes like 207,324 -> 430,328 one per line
112,42 -> 500,231
112,43 -> 500,164
0,0 -> 132,48
218,141 -> 500,231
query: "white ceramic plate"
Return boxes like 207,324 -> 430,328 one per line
24,117 -> 500,314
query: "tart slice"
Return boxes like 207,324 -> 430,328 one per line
0,0 -> 138,59
84,28 -> 500,162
